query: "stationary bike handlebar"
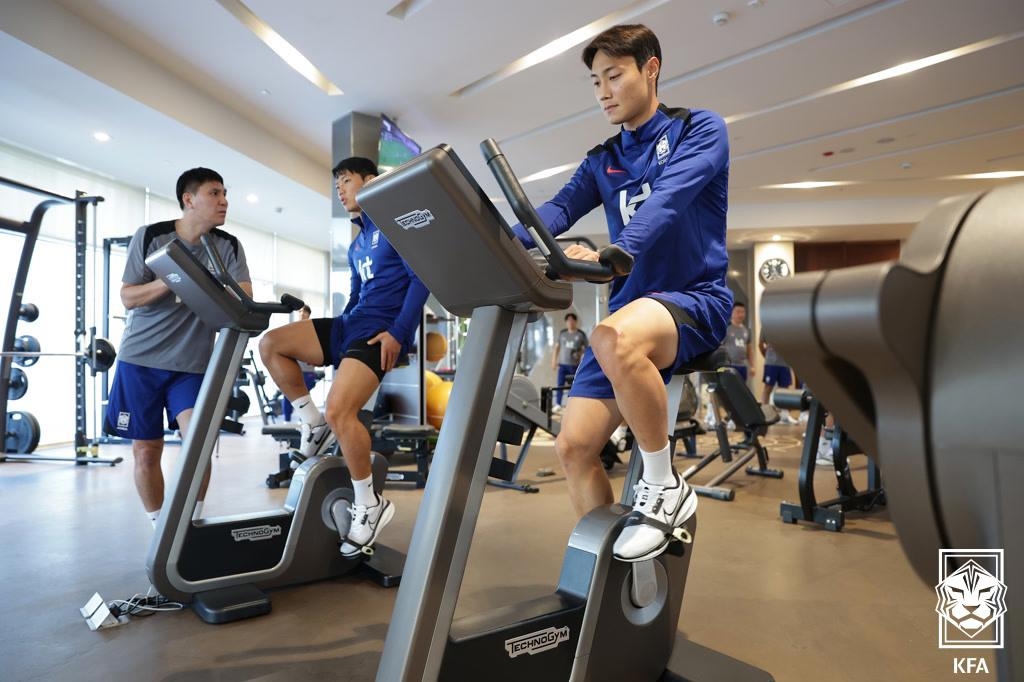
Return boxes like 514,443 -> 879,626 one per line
200,234 -> 304,315
480,138 -> 633,284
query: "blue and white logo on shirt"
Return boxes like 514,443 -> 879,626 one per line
371,229 -> 380,247
619,183 -> 652,225
656,134 -> 670,165
357,256 -> 374,282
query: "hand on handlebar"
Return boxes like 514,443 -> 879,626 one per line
559,244 -> 600,280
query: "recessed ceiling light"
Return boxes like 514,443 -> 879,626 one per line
260,88 -> 271,96
945,171 -> 1024,180
763,181 -> 853,189
771,234 -> 782,242
246,193 -> 259,203
93,131 -> 111,142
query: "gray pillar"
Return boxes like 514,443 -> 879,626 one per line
331,111 -> 381,218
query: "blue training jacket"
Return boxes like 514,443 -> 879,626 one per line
514,105 -> 732,336
343,213 -> 429,348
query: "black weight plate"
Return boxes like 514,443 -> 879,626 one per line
8,368 -> 28,401
5,411 -> 40,454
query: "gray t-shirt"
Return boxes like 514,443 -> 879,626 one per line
721,323 -> 750,365
118,221 -> 250,373
761,336 -> 787,367
556,329 -> 588,366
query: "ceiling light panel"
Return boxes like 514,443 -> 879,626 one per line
216,0 -> 343,96
451,0 -> 671,97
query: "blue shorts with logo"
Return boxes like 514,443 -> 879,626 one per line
103,360 -> 204,440
568,293 -> 722,401
763,364 -> 792,387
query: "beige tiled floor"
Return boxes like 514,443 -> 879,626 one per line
0,420 -> 969,681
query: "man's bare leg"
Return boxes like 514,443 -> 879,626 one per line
555,397 -> 623,518
259,319 -> 325,402
133,438 -> 164,516
323,358 -> 394,556
589,298 -> 678,454
324,358 -> 380,482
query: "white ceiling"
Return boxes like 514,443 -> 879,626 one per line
1,0 -> 1022,251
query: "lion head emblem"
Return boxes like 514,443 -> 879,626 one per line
935,559 -> 1007,637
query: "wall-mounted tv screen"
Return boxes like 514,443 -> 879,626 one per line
379,114 -> 421,172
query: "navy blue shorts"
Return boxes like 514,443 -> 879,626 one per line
763,364 -> 792,387
104,360 -> 204,440
728,364 -> 748,382
569,293 -> 721,401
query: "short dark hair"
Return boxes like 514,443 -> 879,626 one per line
332,157 -> 379,179
565,312 -> 578,321
733,301 -> 746,309
582,24 -> 662,89
176,168 -> 224,209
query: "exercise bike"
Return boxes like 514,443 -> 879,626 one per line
358,140 -> 772,680
144,237 -> 401,624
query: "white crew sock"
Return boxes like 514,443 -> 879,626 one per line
352,475 -> 376,507
293,395 -> 322,424
639,444 -> 675,486
192,500 -> 204,520
147,509 -> 160,528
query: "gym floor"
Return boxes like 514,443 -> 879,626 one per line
0,420 -> 959,681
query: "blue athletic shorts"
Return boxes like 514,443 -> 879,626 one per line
763,364 -> 792,388
103,360 -> 204,440
569,293 -> 721,401
728,364 -> 748,382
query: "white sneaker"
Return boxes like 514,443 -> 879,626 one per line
340,495 -> 395,557
300,419 -> 336,458
613,471 -> 697,562
551,404 -> 563,414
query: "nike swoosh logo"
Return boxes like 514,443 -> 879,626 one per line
606,166 -> 626,175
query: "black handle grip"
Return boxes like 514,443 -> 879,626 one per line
481,138 -> 633,282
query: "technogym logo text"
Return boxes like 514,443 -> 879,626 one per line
395,209 -> 434,230
230,525 -> 283,542
936,549 -> 1007,667
504,626 -> 570,658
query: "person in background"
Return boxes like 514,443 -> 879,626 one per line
551,312 -> 588,413
719,301 -> 755,382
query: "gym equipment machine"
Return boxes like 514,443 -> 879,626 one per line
144,236 -> 401,624
762,183 -> 1023,679
359,140 -> 772,681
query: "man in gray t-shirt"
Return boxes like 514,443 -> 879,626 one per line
103,167 -> 251,528
718,301 -> 755,382
551,312 -> 588,410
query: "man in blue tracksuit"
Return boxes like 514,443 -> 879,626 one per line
514,24 -> 732,562
260,157 -> 429,557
